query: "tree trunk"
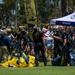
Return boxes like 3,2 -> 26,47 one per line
61,0 -> 68,17
15,0 -> 18,27
73,0 -> 75,11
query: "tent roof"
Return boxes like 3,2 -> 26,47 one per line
50,12 -> 75,26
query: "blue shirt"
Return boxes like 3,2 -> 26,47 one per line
0,35 -> 10,46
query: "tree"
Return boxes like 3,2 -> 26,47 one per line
2,0 -> 15,26
37,0 -> 53,23
61,0 -> 68,16
37,0 -> 61,23
73,0 -> 75,11
1,0 -> 75,26
2,0 -> 26,27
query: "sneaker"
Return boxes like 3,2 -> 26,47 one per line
35,63 -> 39,67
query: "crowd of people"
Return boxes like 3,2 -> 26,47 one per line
0,24 -> 75,67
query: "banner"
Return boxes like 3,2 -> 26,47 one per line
24,0 -> 37,26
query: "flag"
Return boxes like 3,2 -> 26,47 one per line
24,0 -> 37,26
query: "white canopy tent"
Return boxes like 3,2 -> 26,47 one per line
50,12 -> 75,26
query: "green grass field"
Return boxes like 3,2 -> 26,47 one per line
0,62 -> 75,75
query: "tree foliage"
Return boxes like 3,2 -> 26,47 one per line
0,0 -> 75,26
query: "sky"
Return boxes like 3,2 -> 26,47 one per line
0,0 -> 2,4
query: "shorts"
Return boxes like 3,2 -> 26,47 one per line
46,41 -> 54,49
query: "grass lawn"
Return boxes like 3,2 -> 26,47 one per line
0,62 -> 75,75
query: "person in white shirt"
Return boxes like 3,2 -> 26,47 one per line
44,26 -> 54,61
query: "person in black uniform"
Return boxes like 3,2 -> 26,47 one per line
53,28 -> 63,58
63,27 -> 75,65
53,27 -> 68,65
53,27 -> 67,57
32,25 -> 47,66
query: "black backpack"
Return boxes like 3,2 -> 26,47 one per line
51,56 -> 61,66
69,49 -> 75,66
